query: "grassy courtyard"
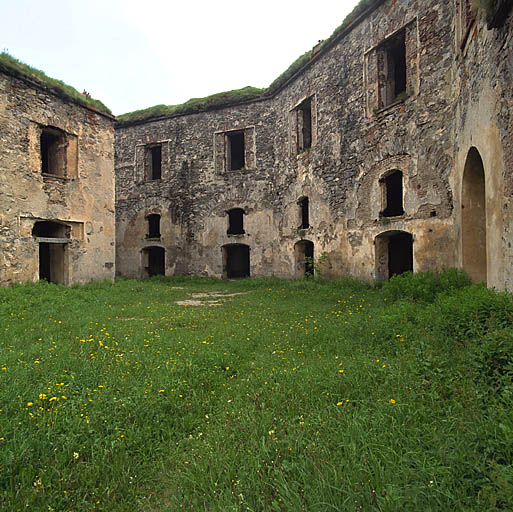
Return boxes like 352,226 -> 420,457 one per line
1,272 -> 512,511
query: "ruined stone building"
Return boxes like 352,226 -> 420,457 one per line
0,59 -> 115,285
2,0 -> 513,290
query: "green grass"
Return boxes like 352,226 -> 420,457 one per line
117,86 -> 265,124
1,271 -> 512,511
0,52 -> 112,115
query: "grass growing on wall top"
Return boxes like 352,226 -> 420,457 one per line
0,52 -> 112,115
117,86 -> 265,124
1,270 -> 513,510
119,0 -> 383,123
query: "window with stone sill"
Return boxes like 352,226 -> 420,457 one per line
39,126 -> 78,178
227,208 -> 245,235
145,145 -> 162,181
146,214 -> 161,239
365,21 -> 417,116
378,29 -> 407,109
226,131 -> 245,171
214,127 -> 255,173
290,96 -> 315,155
298,196 -> 310,229
380,170 -> 404,218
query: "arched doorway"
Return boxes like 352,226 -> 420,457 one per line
143,246 -> 165,277
32,221 -> 70,284
462,147 -> 487,283
375,231 -> 413,280
222,244 -> 250,278
294,240 -> 314,277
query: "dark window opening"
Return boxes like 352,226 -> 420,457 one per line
145,247 -> 165,276
147,146 -> 162,180
375,231 -> 413,280
147,214 -> 161,239
39,242 -> 51,281
380,30 -> 407,107
227,208 -> 245,235
297,98 -> 312,151
388,232 -> 413,278
38,242 -> 66,284
41,127 -> 66,176
298,197 -> 310,229
381,170 -> 404,217
295,240 -> 314,277
227,132 -> 245,171
462,147 -> 487,283
32,221 -> 69,238
33,221 -> 69,284
223,244 -> 250,279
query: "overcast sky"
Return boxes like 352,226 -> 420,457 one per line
2,0 -> 360,116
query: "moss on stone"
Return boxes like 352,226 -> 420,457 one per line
117,86 -> 265,124
0,52 -> 112,115
319,0 -> 381,51
266,50 -> 313,94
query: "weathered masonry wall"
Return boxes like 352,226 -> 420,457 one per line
0,72 -> 115,285
115,0 -> 513,288
452,4 -> 513,291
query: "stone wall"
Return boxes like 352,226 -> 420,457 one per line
0,72 -> 115,285
115,0 -> 513,288
450,1 -> 513,290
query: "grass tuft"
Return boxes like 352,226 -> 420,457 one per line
0,52 -> 112,115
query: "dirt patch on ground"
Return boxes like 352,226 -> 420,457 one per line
176,300 -> 222,307
176,291 -> 248,307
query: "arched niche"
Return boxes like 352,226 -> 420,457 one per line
462,147 -> 487,284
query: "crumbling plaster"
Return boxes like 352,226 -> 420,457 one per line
0,72 -> 115,285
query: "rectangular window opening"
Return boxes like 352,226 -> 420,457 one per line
227,209 -> 245,235
381,171 -> 404,218
147,214 -> 161,239
148,146 -> 162,180
41,127 -> 66,177
379,30 -> 407,108
296,98 -> 312,152
227,132 -> 245,171
299,197 -> 310,229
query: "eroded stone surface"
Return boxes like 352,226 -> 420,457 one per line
0,72 -> 115,285
114,1 -> 513,289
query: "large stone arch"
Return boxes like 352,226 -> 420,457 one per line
461,147 -> 487,283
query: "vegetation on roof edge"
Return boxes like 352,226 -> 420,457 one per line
0,52 -> 112,115
2,0 -> 379,123
116,86 -> 265,123
118,0 -> 380,123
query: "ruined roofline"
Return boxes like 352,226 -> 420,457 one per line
116,0 -> 386,127
0,52 -> 114,120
